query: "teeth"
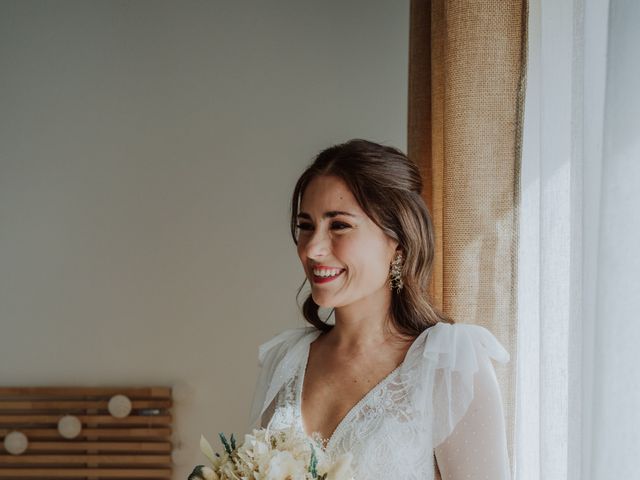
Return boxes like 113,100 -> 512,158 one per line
313,268 -> 343,277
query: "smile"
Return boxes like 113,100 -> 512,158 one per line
311,268 -> 345,284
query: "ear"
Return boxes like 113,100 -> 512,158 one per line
386,238 -> 401,260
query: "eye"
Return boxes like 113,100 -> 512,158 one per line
296,223 -> 313,231
331,222 -> 351,230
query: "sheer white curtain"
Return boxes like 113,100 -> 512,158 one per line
515,0 -> 640,479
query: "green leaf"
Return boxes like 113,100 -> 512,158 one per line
219,432 -> 233,455
309,444 -> 319,478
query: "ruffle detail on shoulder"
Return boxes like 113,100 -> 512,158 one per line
422,322 -> 510,366
409,322 -> 510,447
249,326 -> 320,429
257,327 -> 316,366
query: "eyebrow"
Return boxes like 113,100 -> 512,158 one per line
297,210 -> 358,220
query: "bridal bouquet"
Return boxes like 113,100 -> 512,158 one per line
188,426 -> 354,480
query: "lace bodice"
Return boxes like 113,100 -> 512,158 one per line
249,323 -> 511,480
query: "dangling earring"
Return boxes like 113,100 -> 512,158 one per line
389,251 -> 404,293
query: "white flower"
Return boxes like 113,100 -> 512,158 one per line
264,450 -> 306,480
242,431 -> 270,457
194,427 -> 354,480
188,465 -> 219,480
199,466 -> 218,480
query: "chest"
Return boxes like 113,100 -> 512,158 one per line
268,362 -> 434,479
300,356 -> 401,444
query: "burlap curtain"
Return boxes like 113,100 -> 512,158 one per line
408,0 -> 527,475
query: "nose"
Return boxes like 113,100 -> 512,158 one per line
302,228 -> 331,260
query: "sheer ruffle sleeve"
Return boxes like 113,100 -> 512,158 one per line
433,346 -> 511,479
248,326 -> 319,429
405,322 -> 511,479
423,323 -> 510,446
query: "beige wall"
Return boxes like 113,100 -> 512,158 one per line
0,0 -> 408,477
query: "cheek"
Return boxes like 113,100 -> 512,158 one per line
359,242 -> 393,278
296,238 -> 309,259
339,239 -> 388,274
331,238 -> 358,264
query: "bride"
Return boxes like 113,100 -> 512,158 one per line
249,139 -> 511,479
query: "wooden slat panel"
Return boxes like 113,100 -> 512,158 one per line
0,415 -> 171,425
0,454 -> 171,465
0,400 -> 171,411
0,388 -> 171,398
5,442 -> 172,453
0,428 -> 171,439
0,468 -> 171,478
0,386 -> 173,478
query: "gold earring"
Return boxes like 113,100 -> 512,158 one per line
389,251 -> 404,293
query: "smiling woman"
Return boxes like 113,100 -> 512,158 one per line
290,139 -> 451,336
295,175 -> 398,313
249,139 -> 512,480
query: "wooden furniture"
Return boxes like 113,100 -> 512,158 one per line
0,387 -> 172,478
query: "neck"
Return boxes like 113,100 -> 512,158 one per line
326,286 -> 402,351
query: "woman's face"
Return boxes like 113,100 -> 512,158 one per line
296,175 -> 399,309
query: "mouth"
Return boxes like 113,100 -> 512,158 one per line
311,268 -> 346,284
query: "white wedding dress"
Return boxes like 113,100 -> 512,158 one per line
249,322 -> 511,480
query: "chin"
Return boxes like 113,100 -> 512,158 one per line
311,293 -> 338,309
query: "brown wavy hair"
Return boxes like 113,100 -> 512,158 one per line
290,139 -> 452,337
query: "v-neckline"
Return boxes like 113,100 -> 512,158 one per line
296,337 -> 406,451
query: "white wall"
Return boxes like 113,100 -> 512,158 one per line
0,0 -> 409,477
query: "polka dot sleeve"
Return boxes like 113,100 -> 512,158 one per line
434,347 -> 511,479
